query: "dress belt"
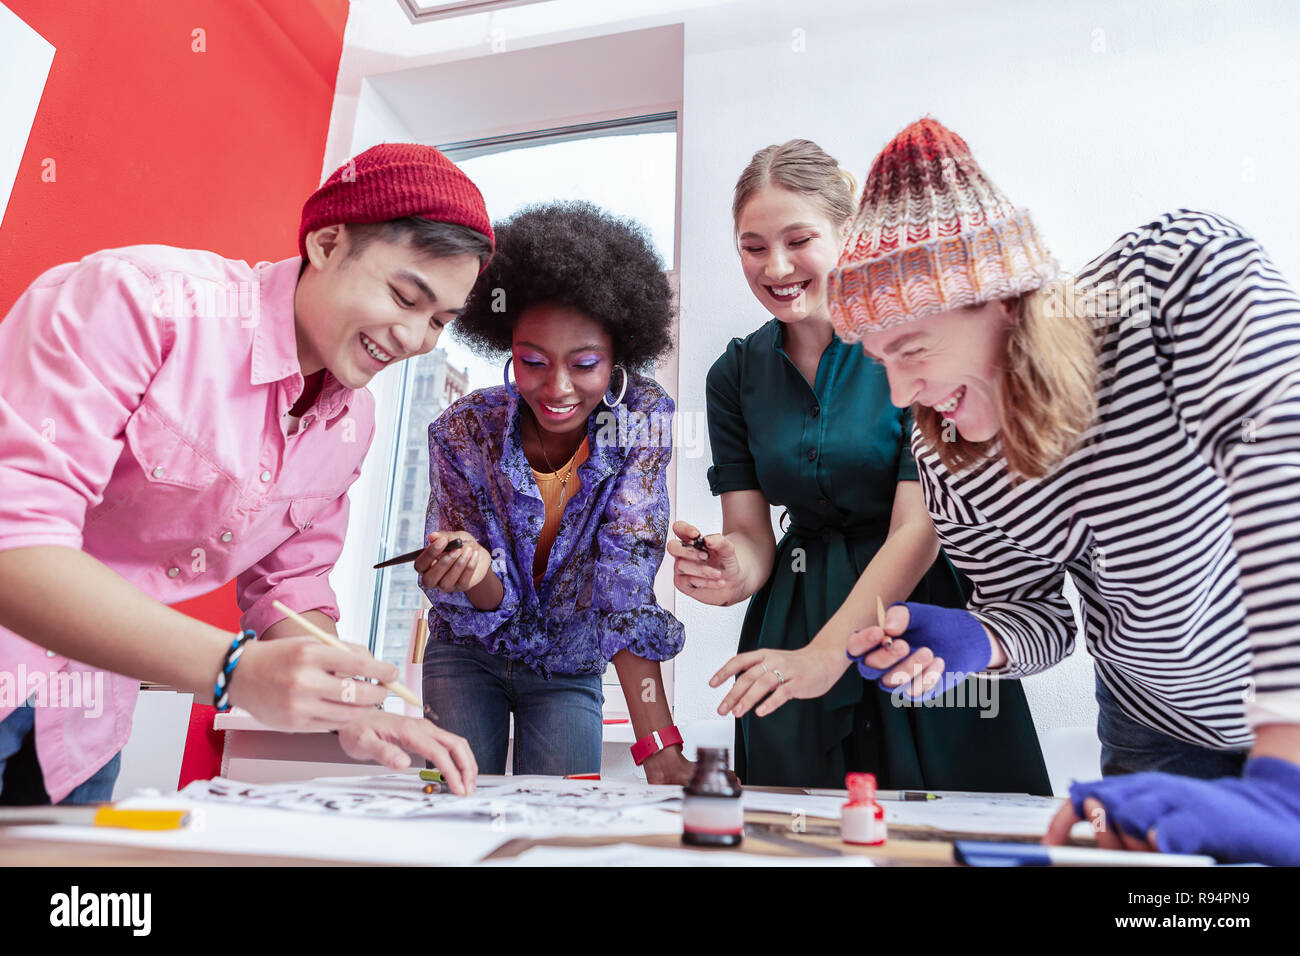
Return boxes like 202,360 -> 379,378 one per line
784,518 -> 887,540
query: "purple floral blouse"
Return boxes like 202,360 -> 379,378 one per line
421,373 -> 684,677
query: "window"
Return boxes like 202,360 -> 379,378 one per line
366,114 -> 680,713
400,466 -> 417,512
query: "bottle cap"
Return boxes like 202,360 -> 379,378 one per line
697,746 -> 730,764
846,772 -> 877,805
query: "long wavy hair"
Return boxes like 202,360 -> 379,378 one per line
914,282 -> 1101,480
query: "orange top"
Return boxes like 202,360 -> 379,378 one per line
532,436 -> 590,584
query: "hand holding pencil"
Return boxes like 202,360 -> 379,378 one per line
266,601 -> 477,794
226,626 -> 397,732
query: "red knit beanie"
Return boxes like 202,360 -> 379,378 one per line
298,143 -> 494,263
828,118 -> 1057,340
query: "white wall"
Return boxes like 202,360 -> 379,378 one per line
0,3 -> 54,230
328,0 -> 1300,754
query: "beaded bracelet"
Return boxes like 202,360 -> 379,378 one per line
213,629 -> 257,712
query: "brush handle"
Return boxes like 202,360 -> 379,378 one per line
372,547 -> 424,569
373,538 -> 463,570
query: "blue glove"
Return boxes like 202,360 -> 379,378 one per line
1068,757 -> 1300,865
846,602 -> 992,700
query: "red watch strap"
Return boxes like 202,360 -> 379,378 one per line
630,725 -> 684,766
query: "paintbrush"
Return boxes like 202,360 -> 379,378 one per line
373,537 -> 462,570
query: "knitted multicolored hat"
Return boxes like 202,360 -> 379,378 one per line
298,143 -> 493,263
827,118 -> 1058,341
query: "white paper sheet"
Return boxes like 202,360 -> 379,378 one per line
880,792 -> 1066,836
740,792 -> 851,819
6,794 -> 509,865
483,843 -> 875,867
742,790 -> 1070,837
8,771 -> 1079,863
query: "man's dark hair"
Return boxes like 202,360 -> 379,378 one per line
453,200 -> 675,371
344,216 -> 492,270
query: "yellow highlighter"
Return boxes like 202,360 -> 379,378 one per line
92,807 -> 190,830
0,806 -> 190,830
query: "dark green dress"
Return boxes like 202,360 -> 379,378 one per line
706,319 -> 1051,794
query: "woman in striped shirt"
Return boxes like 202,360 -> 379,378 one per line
827,118 -> 1300,865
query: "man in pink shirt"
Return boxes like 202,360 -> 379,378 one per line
0,145 -> 486,803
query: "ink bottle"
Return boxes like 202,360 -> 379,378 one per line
681,747 -> 743,847
841,772 -> 886,846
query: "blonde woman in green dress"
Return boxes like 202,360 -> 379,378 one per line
671,140 -> 1050,791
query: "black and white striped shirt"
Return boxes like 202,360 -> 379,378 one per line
915,210 -> 1300,750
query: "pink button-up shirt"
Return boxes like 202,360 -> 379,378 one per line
0,246 -> 375,801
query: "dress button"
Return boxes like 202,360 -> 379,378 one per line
260,470 -> 272,482
152,466 -> 165,478
221,531 -> 233,543
811,405 -> 821,417
806,448 -> 818,461
167,567 -> 180,578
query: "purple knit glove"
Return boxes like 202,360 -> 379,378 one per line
846,602 -> 992,700
1068,757 -> 1300,865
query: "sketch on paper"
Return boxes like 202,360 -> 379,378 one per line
179,774 -> 684,834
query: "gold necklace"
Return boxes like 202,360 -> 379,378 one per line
531,414 -> 581,509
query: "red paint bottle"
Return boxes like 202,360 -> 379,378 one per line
841,772 -> 886,846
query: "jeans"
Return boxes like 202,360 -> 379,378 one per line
1095,671 -> 1248,779
423,639 -> 604,775
0,703 -> 122,804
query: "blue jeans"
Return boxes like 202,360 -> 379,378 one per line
423,639 -> 604,775
0,703 -> 122,804
1095,671 -> 1248,779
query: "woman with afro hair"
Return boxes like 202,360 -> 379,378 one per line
412,201 -> 694,783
